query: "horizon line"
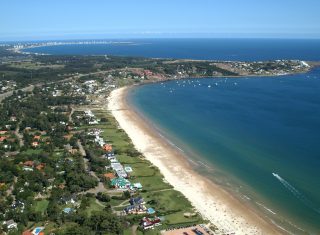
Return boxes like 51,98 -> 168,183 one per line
1,37 -> 320,43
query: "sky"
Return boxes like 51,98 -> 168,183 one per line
1,0 -> 320,41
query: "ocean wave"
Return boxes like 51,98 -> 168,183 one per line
256,202 -> 276,215
270,219 -> 296,235
197,161 -> 213,171
272,173 -> 320,214
270,218 -> 306,235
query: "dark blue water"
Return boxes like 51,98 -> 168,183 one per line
129,69 -> 320,234
24,38 -> 320,61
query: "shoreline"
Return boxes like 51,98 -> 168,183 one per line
107,86 -> 284,235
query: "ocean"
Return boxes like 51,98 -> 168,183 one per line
129,71 -> 320,234
24,38 -> 320,61
26,39 -> 320,234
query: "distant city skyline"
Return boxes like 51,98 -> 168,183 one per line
1,0 -> 320,41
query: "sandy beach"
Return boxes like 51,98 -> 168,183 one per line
107,86 -> 284,235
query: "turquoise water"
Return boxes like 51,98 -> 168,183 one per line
128,70 -> 320,234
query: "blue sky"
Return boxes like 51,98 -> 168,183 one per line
1,0 -> 320,41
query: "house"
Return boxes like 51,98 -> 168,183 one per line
89,120 -> 99,125
109,157 -> 118,163
23,166 -> 34,171
0,136 -> 7,142
68,149 -> 78,155
10,116 -> 17,122
124,204 -> 147,215
11,201 -> 25,212
23,161 -> 34,167
102,144 -> 112,152
144,70 -> 153,76
33,135 -> 41,141
140,217 -> 161,230
104,172 -> 116,180
32,141 -> 39,147
3,220 -> 17,230
0,130 -> 8,135
95,136 -> 105,146
110,177 -> 131,189
84,110 -> 94,117
36,163 -> 45,171
111,162 -> 127,178
60,194 -> 78,205
129,197 -> 144,205
105,152 -> 115,158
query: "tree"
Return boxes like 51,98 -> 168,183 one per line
96,192 -> 110,202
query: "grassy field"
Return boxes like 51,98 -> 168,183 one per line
86,198 -> 105,216
33,200 -> 49,213
8,61 -> 65,70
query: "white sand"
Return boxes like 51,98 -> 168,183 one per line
107,87 -> 283,235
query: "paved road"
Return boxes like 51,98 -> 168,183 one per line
0,85 -> 35,102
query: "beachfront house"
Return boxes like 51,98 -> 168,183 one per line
129,197 -> 144,206
111,162 -> 128,178
124,204 -> 147,215
140,217 -> 162,230
104,172 -> 116,180
103,143 -> 112,152
110,177 -> 131,189
124,197 -> 148,215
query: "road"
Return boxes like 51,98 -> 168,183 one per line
14,124 -> 24,147
0,85 -> 35,102
77,139 -> 109,196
